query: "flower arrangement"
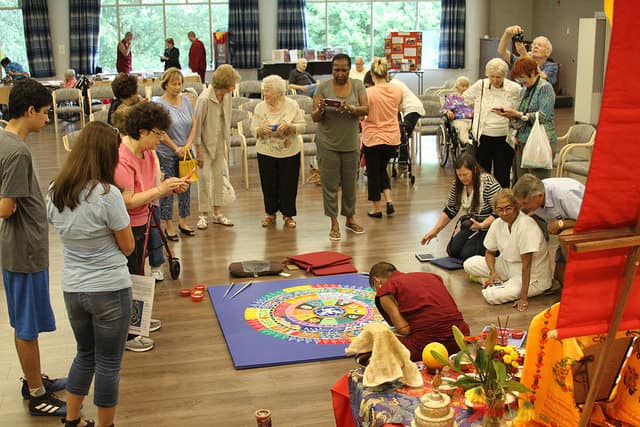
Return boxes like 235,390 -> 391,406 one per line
431,324 -> 531,426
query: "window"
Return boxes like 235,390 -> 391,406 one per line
99,0 -> 229,73
306,0 -> 441,69
0,0 -> 29,75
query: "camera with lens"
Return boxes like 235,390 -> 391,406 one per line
512,32 -> 525,43
460,214 -> 475,230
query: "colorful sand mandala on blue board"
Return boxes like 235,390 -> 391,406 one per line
208,273 -> 383,368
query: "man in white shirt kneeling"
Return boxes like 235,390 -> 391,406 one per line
463,189 -> 552,312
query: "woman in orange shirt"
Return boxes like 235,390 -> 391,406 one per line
362,58 -> 403,217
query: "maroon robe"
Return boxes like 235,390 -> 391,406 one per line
116,39 -> 132,73
189,39 -> 206,83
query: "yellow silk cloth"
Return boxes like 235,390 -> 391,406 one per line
519,303 -> 639,426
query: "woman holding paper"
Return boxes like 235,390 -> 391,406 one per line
47,122 -> 134,427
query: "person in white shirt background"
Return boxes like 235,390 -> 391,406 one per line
349,56 -> 368,81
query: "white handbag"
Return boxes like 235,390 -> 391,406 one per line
221,174 -> 236,206
521,112 -> 553,169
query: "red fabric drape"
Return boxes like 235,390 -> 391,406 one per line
556,0 -> 640,338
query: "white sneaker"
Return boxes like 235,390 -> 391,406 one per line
125,336 -> 154,352
151,267 -> 164,282
149,318 -> 162,333
197,215 -> 208,229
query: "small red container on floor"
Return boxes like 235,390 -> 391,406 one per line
511,329 -> 525,339
191,293 -> 204,302
193,284 -> 205,291
179,288 -> 191,297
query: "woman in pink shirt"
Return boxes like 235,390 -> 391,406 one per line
362,58 -> 403,218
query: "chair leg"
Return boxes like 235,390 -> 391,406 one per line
299,150 -> 306,184
242,149 -> 249,190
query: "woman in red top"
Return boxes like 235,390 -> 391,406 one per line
369,262 -> 470,361
362,58 -> 403,218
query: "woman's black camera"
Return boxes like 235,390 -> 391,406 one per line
512,32 -> 525,43
460,214 -> 475,230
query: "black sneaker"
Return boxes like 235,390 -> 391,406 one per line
386,202 -> 395,216
21,375 -> 67,400
29,391 -> 66,416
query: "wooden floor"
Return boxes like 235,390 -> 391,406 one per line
0,108 -> 573,427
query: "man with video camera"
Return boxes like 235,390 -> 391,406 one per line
498,25 -> 558,86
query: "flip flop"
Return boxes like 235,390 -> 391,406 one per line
164,229 -> 179,241
178,225 -> 196,237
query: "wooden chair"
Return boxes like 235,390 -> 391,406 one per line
237,117 -> 258,189
555,124 -> 596,180
62,130 -> 82,152
414,99 -> 445,163
147,84 -> 164,99
288,95 -> 313,114
237,80 -> 263,99
240,98 -> 261,115
231,96 -> 251,110
184,81 -> 205,95
52,88 -> 85,138
89,109 -> 109,123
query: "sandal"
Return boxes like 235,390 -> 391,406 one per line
61,418 -> 96,427
212,214 -> 234,226
261,215 -> 276,227
345,222 -> 365,234
367,211 -> 382,218
329,228 -> 341,241
63,418 -> 95,427
164,229 -> 179,241
178,225 -> 195,236
283,217 -> 297,229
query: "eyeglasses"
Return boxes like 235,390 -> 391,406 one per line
495,205 -> 515,214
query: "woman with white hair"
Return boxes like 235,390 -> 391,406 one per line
63,69 -> 77,88
440,76 -> 473,146
463,58 -> 521,188
251,75 -> 305,228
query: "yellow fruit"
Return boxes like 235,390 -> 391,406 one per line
422,342 -> 449,369
465,387 -> 486,404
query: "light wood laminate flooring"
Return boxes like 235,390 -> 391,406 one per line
0,109 -> 573,426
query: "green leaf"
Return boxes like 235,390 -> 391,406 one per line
475,348 -> 487,372
430,349 -> 451,366
493,360 -> 507,386
505,380 -> 532,394
452,325 -> 469,353
451,376 -> 482,390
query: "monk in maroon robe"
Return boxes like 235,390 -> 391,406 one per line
188,31 -> 206,84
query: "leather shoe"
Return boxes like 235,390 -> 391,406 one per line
367,211 -> 382,218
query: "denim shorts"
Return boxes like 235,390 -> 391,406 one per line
3,269 -> 56,340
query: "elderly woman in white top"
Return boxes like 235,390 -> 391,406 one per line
251,75 -> 305,228
464,58 -> 521,188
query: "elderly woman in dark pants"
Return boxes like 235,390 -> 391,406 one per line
495,57 -> 557,181
464,58 -> 521,188
251,75 -> 305,228
312,54 -> 369,241
153,67 -> 196,240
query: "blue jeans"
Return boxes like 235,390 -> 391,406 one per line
63,287 -> 132,407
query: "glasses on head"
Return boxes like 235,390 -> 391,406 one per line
495,205 -> 515,214
150,129 -> 163,137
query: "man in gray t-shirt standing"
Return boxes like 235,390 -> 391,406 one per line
0,80 -> 67,416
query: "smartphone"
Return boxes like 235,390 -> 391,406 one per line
415,253 -> 434,262
324,98 -> 342,108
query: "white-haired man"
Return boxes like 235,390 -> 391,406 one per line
288,58 -> 318,97
349,56 -> 368,81
498,25 -> 558,86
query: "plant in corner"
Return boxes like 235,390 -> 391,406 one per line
431,324 -> 531,427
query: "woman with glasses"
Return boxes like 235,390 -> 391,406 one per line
312,53 -> 369,241
114,102 -> 189,352
494,57 -> 557,180
420,154 -> 501,260
463,189 -> 552,311
464,58 -> 521,188
47,122 -> 134,427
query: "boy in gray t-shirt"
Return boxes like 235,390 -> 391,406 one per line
0,80 -> 67,416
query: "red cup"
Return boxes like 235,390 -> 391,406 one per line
193,284 -> 205,291
179,288 -> 191,297
191,289 -> 204,297
192,293 -> 204,302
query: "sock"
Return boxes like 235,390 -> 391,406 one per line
30,385 -> 46,397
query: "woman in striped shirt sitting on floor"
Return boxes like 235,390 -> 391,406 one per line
420,153 -> 501,260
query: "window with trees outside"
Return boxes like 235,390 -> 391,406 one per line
99,0 -> 229,73
306,0 -> 441,69
0,0 -> 29,77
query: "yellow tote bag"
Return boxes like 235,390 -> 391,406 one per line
178,149 -> 199,182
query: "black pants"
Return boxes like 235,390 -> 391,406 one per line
257,152 -> 300,217
477,135 -> 514,188
448,228 -> 487,260
398,112 -> 421,162
363,144 -> 396,202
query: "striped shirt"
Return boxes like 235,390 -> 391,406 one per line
443,173 -> 501,219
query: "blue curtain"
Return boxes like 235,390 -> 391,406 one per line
69,0 -> 101,75
438,0 -> 465,69
229,0 -> 260,69
277,0 -> 307,50
21,0 -> 55,77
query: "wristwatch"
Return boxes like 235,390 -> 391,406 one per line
520,113 -> 529,121
557,219 -> 564,231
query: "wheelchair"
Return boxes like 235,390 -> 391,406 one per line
437,117 -> 474,167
